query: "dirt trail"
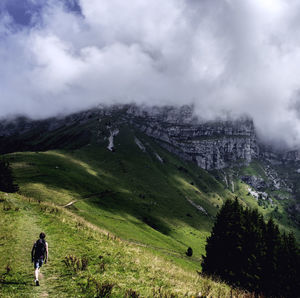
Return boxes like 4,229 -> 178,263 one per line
39,273 -> 49,297
63,200 -> 77,207
0,204 -> 52,297
62,191 -> 114,208
21,212 -> 51,297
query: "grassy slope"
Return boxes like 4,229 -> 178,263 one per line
0,194 -> 248,297
5,127 -> 235,271
1,118 -> 297,296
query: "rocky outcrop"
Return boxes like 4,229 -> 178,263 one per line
241,176 -> 268,190
127,106 -> 259,170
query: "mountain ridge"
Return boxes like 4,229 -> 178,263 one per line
0,104 -> 299,231
1,104 -> 299,165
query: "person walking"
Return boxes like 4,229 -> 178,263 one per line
31,232 -> 48,286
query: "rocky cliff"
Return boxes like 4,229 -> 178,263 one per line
126,105 -> 259,170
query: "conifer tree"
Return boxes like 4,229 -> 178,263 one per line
202,199 -> 245,286
262,218 -> 281,296
278,232 -> 300,297
202,199 -> 300,297
202,199 -> 233,277
239,208 -> 264,293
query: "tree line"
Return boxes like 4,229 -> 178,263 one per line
202,199 -> 300,297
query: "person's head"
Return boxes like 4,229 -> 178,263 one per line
39,232 -> 46,239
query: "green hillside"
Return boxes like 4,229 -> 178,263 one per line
0,119 -> 298,297
0,193 -> 249,297
5,127 -> 235,267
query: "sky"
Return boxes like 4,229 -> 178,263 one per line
1,0 -> 300,148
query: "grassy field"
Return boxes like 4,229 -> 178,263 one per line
0,193 -> 252,297
5,127 -> 236,268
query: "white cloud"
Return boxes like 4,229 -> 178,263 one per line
2,0 -> 300,148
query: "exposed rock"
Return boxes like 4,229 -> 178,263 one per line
274,194 -> 288,200
128,106 -> 258,170
186,197 -> 208,215
134,137 -> 146,152
247,187 -> 259,199
107,129 -> 119,151
241,176 -> 268,190
154,152 -> 163,163
282,150 -> 300,161
247,187 -> 270,201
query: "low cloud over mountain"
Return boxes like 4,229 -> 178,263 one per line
2,0 -> 300,148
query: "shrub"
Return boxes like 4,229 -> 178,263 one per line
5,264 -> 11,274
186,247 -> 193,257
125,289 -> 140,297
63,255 -> 89,272
3,204 -> 12,211
95,282 -> 114,298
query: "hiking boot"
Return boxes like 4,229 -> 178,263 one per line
35,280 -> 40,286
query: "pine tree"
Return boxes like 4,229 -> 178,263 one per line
202,199 -> 300,297
278,232 -> 300,297
202,199 -> 233,277
202,199 -> 245,285
239,208 -> 264,293
261,218 -> 282,296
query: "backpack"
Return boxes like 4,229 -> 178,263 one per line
34,239 -> 46,259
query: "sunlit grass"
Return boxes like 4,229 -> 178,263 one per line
0,193 -> 252,297
7,138 -> 229,270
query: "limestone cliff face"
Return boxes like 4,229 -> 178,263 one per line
126,106 -> 259,170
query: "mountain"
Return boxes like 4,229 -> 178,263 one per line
0,104 -> 299,231
0,104 -> 299,295
126,105 -> 300,229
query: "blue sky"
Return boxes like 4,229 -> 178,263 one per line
0,0 -> 81,26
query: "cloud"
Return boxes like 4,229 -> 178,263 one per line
1,0 -> 300,148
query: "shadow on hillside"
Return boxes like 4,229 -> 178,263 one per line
0,276 -> 27,285
81,195 -> 172,235
8,145 -> 211,242
0,280 -> 27,285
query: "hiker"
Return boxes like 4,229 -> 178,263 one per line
31,232 -> 48,286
